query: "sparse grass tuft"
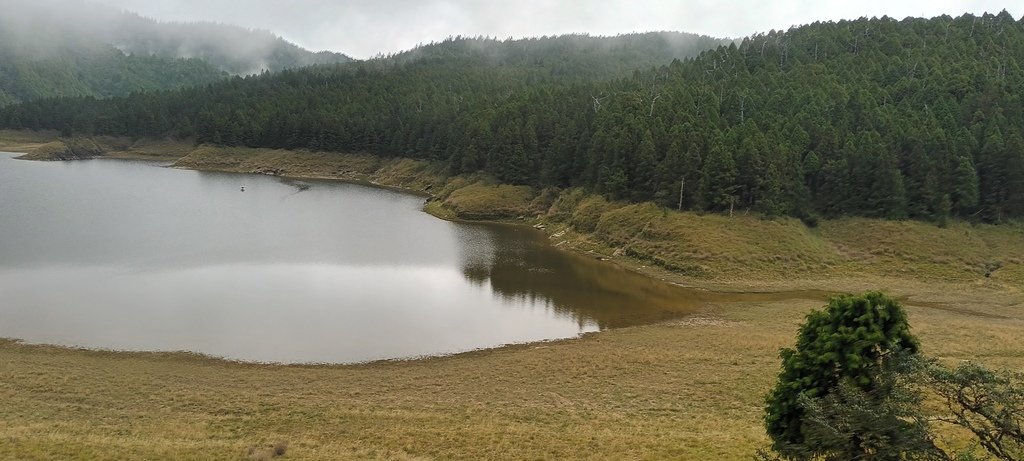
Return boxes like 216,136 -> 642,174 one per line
244,440 -> 288,460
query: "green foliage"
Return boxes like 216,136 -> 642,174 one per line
952,156 -> 981,215
786,352 -> 947,461
763,352 -> 1024,461
701,139 -> 739,211
764,292 -> 919,458
927,363 -> 1024,461
764,289 -> 1024,461
4,12 -> 1024,221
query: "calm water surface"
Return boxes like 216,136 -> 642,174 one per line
0,152 -> 718,363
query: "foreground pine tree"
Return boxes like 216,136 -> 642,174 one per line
763,292 -> 921,459
763,292 -> 1024,460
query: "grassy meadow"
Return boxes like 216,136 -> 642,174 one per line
2,286 -> 1020,460
0,131 -> 1022,459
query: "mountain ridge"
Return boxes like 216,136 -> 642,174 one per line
0,0 -> 352,104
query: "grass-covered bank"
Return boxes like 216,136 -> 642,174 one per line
1,131 -> 1022,459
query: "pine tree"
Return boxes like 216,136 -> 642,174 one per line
978,126 -> 1007,221
764,292 -> 920,458
630,129 -> 658,200
701,139 -> 738,212
951,156 -> 980,216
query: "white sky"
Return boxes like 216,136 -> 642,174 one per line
92,0 -> 1020,58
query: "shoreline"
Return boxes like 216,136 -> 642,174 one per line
3,133 -> 1021,292
0,135 -> 1018,365
1,131 -> 1022,459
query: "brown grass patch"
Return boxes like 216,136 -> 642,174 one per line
1,284 -> 1020,460
439,181 -> 537,220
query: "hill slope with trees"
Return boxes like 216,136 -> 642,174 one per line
3,12 -> 1023,222
0,0 -> 351,104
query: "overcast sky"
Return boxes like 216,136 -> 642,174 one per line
92,0 -> 1018,58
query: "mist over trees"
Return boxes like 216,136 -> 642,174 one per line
371,32 -> 731,80
0,0 -> 350,104
3,12 -> 1024,222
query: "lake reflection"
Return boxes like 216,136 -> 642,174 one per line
456,224 -> 700,329
0,153 -> 700,363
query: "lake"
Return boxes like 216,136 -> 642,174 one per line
0,152 -> 719,363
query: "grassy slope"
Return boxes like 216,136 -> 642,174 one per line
0,132 -> 1022,459
544,197 -> 1024,289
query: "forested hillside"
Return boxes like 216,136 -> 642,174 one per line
0,31 -> 727,130
0,0 -> 350,104
4,12 -> 1023,222
0,32 -> 226,105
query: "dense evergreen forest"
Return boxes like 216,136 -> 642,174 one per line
4,12 -> 1024,222
0,0 -> 350,104
0,35 -> 226,105
0,50 -> 229,106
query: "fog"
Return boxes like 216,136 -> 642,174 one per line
1,0 -> 1019,62
0,0 -> 348,74
86,0 -> 1020,59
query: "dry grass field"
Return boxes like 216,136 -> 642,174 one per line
2,284 -> 1020,460
1,131 -> 1022,459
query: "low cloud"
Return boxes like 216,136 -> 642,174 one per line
29,0 -> 1024,58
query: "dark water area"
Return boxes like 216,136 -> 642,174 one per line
0,153 -> 823,363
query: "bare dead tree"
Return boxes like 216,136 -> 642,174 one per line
646,74 -> 662,117
591,93 -> 608,113
447,85 -> 460,113
648,93 -> 661,117
678,177 -> 685,211
736,90 -> 749,124
907,61 -> 919,79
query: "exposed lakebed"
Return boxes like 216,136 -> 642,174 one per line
0,152 -> 822,363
